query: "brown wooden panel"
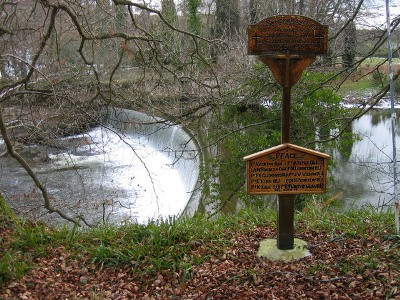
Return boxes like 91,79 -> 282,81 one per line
245,145 -> 328,195
248,15 -> 328,56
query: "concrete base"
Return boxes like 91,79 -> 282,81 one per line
257,238 -> 311,262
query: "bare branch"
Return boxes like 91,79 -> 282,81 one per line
0,105 -> 82,226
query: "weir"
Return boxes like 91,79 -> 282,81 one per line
106,108 -> 202,219
0,108 -> 202,226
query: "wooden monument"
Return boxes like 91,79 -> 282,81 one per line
245,15 -> 329,250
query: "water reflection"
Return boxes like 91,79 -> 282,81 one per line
332,109 -> 400,209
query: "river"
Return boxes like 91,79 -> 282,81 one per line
0,107 -> 397,226
332,108 -> 400,210
0,108 -> 200,226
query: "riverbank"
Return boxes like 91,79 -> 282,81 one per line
1,196 -> 399,299
1,100 -> 101,146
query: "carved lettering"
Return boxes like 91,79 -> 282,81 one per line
245,145 -> 329,195
248,15 -> 328,55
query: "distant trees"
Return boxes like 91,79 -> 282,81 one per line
215,0 -> 240,39
248,0 -> 260,23
186,0 -> 202,34
343,20 -> 357,68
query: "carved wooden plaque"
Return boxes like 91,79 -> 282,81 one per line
247,15 -> 328,56
244,143 -> 330,195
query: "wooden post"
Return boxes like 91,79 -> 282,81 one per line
259,55 -> 316,250
258,55 -> 317,250
278,65 -> 295,249
246,15 -> 329,251
277,195 -> 295,249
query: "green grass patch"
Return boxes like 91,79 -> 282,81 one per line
1,194 -> 398,290
0,196 -> 31,286
0,194 -> 20,228
70,209 -> 276,274
297,199 -> 395,237
0,200 -> 276,287
337,56 -> 400,96
338,75 -> 378,96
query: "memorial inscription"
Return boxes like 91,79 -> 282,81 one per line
244,144 -> 329,195
247,15 -> 328,55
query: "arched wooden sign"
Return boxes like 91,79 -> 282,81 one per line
247,15 -> 328,56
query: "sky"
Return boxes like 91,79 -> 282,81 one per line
147,0 -> 399,28
362,0 -> 400,28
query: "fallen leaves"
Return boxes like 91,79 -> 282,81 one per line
1,225 -> 399,299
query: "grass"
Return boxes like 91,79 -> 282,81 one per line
299,202 -> 396,237
361,57 -> 400,66
0,194 -> 398,290
337,56 -> 400,96
70,208 -> 277,272
338,76 -> 377,95
0,196 -> 277,287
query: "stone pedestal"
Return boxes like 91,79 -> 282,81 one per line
257,238 -> 311,261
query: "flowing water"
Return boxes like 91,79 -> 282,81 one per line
0,108 -> 200,226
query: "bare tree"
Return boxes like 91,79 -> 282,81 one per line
0,0 -> 218,225
0,0 -> 399,223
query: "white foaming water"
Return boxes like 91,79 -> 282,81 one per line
0,106 -> 200,226
48,126 -> 189,224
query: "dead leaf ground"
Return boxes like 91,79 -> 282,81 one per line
1,224 -> 399,300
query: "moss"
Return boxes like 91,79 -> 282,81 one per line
0,194 -> 20,228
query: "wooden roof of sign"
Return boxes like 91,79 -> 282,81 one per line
243,143 -> 330,161
247,15 -> 328,56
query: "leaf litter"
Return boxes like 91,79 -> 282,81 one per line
1,224 -> 399,299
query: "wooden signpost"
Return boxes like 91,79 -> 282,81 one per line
244,143 -> 329,195
245,15 -> 329,250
